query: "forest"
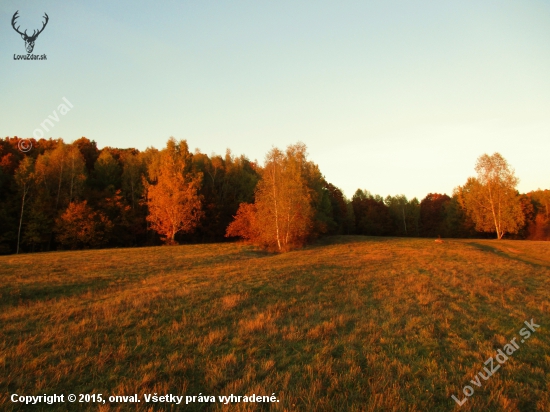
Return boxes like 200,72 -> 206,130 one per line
1,136 -> 549,255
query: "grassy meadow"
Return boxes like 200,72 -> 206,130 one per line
1,236 -> 549,411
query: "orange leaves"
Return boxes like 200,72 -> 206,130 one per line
225,203 -> 257,241
55,201 -> 112,249
145,138 -> 203,244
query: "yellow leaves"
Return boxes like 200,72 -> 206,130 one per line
253,144 -> 315,251
225,143 -> 318,252
457,153 -> 524,239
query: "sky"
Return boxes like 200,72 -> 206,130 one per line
1,0 -> 549,200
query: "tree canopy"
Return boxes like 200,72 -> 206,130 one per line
226,143 -> 319,251
456,153 -> 524,239
145,138 -> 203,244
0,136 -> 548,254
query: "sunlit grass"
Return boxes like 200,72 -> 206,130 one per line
1,237 -> 549,411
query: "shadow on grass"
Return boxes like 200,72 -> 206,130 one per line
0,278 -> 112,309
310,235 -> 403,248
466,241 -> 550,269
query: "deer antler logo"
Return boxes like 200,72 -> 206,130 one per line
11,11 -> 49,54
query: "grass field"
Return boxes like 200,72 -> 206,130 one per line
1,236 -> 549,411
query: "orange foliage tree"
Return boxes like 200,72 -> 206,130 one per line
226,143 -> 315,252
145,138 -> 203,244
55,201 -> 112,249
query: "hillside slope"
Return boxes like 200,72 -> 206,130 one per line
1,237 -> 549,411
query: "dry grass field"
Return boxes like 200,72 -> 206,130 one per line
1,236 -> 549,411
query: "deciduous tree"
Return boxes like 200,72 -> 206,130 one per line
55,200 -> 112,249
385,195 -> 420,237
456,153 -> 524,239
525,189 -> 550,240
93,149 -> 122,192
226,143 -> 315,252
121,151 -> 146,209
145,138 -> 203,244
254,144 -> 313,251
14,156 -> 35,254
225,202 -> 258,241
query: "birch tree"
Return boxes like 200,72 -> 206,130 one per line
456,153 -> 524,239
14,156 -> 34,254
34,141 -> 86,211
226,143 -> 314,251
121,152 -> 146,209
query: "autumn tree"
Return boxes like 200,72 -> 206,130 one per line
0,140 -> 28,253
121,151 -> 146,209
34,141 -> 87,212
145,138 -> 203,244
55,201 -> 112,249
14,156 -> 35,254
93,149 -> 122,192
115,151 -> 148,245
225,202 -> 259,241
226,143 -> 317,252
456,153 -> 524,239
95,189 -> 144,246
66,144 -> 87,202
28,141 -> 87,250
219,153 -> 259,233
191,150 -> 259,241
262,144 -> 317,250
73,137 -> 100,173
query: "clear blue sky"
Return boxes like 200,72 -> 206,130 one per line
2,0 -> 549,199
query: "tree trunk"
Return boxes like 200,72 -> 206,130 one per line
55,161 -> 64,212
69,154 -> 76,202
130,179 -> 135,209
16,188 -> 27,254
171,225 -> 176,244
402,207 -> 407,235
272,168 -> 281,251
488,183 -> 501,239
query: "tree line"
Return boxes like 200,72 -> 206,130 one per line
0,136 -> 548,254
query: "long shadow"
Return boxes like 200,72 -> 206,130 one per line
0,278 -> 114,309
466,241 -> 550,269
310,235 -> 404,248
